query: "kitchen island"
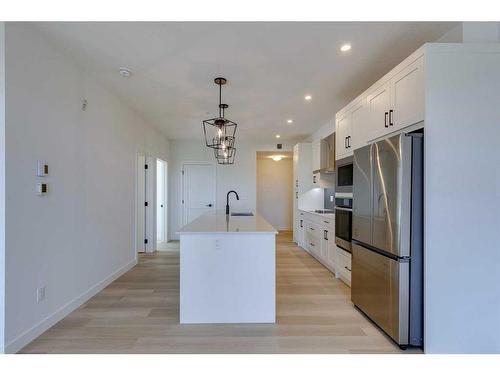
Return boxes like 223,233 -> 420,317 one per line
178,210 -> 278,324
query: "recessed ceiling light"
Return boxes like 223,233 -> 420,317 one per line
276,134 -> 281,138
340,44 -> 351,52
119,67 -> 132,78
304,95 -> 312,101
271,155 -> 283,162
287,119 -> 293,124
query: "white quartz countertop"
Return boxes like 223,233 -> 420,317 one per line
298,209 -> 335,219
178,210 -> 278,234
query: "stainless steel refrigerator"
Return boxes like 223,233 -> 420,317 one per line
351,132 -> 423,348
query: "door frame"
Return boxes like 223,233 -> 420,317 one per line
181,161 -> 216,226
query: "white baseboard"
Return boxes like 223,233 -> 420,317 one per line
5,259 -> 137,354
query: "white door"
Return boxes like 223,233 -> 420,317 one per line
366,81 -> 391,141
182,163 -> 216,225
335,112 -> 351,159
156,159 -> 167,243
391,56 -> 425,131
350,99 -> 367,150
137,154 -> 146,253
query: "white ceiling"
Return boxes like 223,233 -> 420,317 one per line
32,22 -> 457,142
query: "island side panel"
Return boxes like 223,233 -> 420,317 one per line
180,233 -> 276,324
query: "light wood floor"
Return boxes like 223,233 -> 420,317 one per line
21,232 -> 415,354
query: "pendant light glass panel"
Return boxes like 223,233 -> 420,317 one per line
214,146 -> 236,165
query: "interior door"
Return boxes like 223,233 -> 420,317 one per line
156,159 -> 166,242
182,163 -> 216,225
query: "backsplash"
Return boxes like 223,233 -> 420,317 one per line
324,188 -> 335,210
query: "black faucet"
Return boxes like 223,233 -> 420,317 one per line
226,190 -> 239,215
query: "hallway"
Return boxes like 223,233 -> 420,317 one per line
21,232 -> 408,353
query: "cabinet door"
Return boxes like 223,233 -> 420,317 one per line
312,140 -> 321,171
298,217 -> 305,249
390,56 -> 424,131
350,99 -> 366,150
366,81 -> 391,142
335,112 -> 351,160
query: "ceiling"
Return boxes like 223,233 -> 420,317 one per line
31,22 -> 457,143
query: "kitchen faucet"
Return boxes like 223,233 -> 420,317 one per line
226,190 -> 239,215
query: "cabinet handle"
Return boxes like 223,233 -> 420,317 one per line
344,137 -> 348,148
300,220 -> 303,228
323,221 -> 329,224
389,109 -> 394,126
348,136 -> 351,148
295,192 -> 298,199
324,230 -> 328,240
309,227 -> 315,231
345,266 -> 351,272
384,111 -> 389,128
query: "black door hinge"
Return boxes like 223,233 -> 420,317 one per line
145,202 -> 148,206
144,239 -> 148,244
145,164 -> 148,169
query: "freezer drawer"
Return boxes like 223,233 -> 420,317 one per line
351,242 -> 409,345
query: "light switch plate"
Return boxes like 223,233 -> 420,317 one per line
37,182 -> 48,195
37,286 -> 46,303
37,161 -> 49,177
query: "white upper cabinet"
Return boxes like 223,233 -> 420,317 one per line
335,48 -> 425,158
335,111 -> 352,160
366,81 -> 392,141
390,56 -> 425,131
350,98 -> 367,150
312,140 -> 321,171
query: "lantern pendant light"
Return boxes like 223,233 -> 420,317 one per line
202,77 -> 237,164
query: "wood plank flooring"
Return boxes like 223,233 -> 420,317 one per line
21,232 -> 416,354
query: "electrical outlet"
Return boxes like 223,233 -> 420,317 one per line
37,286 -> 46,303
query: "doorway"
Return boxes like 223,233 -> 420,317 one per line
182,163 -> 216,226
256,151 -> 293,230
156,158 -> 168,248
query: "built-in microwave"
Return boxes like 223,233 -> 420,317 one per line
336,156 -> 353,193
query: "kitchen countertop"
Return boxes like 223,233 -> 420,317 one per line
178,210 -> 278,234
298,209 -> 335,219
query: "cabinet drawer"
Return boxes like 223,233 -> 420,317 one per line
305,222 -> 320,239
336,247 -> 352,287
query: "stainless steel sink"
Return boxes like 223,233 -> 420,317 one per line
230,212 -> 254,216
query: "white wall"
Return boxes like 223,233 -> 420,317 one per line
169,140 -> 292,239
4,23 -> 169,353
257,157 -> 293,230
424,43 -> 500,353
0,22 -> 6,354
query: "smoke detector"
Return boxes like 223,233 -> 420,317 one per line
119,67 -> 132,78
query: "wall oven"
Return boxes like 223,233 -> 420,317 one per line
335,194 -> 352,252
335,155 -> 353,252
